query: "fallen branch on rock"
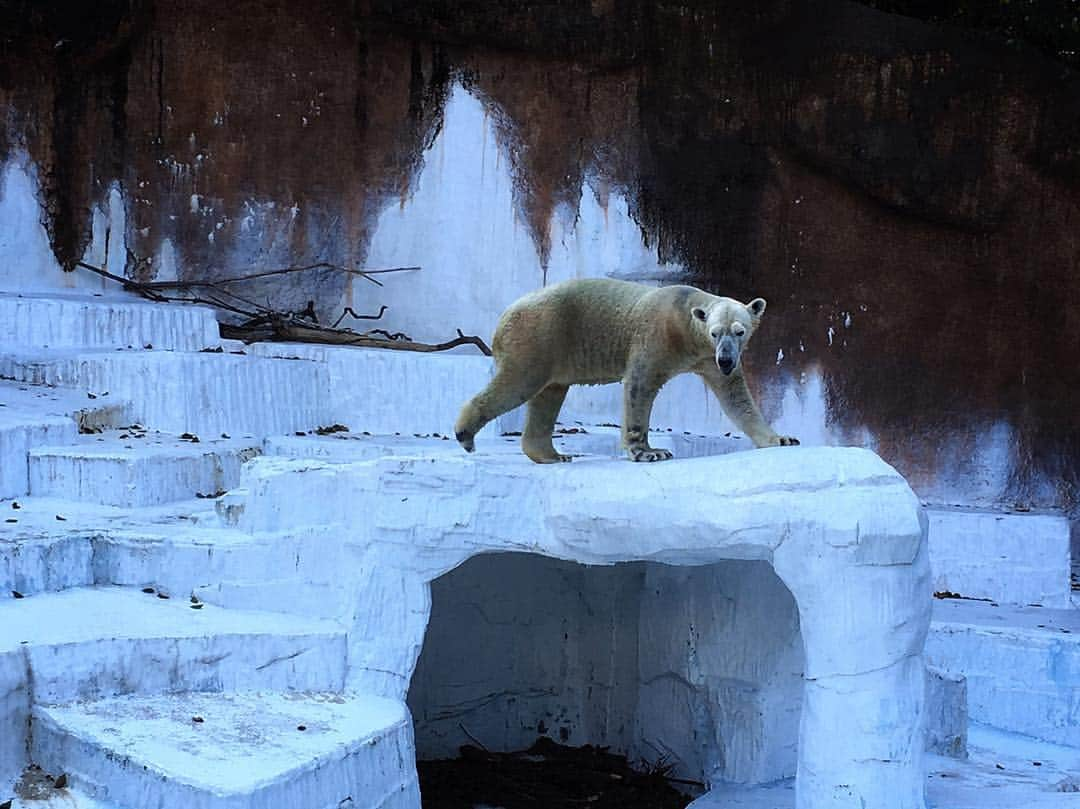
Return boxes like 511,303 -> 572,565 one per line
222,318 -> 492,355
75,261 -> 491,356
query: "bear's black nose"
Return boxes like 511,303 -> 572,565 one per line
716,357 -> 735,374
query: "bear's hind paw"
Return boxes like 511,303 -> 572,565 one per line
526,451 -> 573,464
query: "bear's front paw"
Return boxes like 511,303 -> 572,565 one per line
455,430 -> 476,453
629,447 -> 674,463
772,435 -> 800,447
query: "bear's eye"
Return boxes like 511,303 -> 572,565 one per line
733,325 -> 746,337
692,308 -> 707,321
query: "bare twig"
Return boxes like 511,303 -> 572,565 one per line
75,262 -> 168,301
458,723 -> 490,753
141,263 -> 420,289
366,328 -> 411,341
331,305 -> 388,328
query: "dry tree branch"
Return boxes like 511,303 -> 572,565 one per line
74,260 -> 490,356
75,261 -> 168,302
271,322 -> 492,355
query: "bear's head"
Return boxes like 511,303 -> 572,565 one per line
691,297 -> 766,375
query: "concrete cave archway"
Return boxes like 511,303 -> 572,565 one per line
407,552 -> 805,789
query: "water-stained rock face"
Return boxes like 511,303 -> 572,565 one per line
2,0 -> 1079,513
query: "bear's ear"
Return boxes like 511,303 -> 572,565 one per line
691,307 -> 708,322
747,298 -> 767,318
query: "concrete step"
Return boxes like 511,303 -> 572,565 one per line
28,432 -> 262,507
1,496 -> 224,600
0,381 -> 133,499
0,349 -> 332,437
31,691 -> 419,809
927,599 -> 1080,747
927,506 -> 1073,608
0,525 -> 96,597
0,586 -> 347,788
0,496 -> 347,617
0,291 -> 220,352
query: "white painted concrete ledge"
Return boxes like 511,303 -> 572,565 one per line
230,446 -> 933,809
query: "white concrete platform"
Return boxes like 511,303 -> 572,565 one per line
32,691 -> 419,809
927,506 -> 1073,608
688,725 -> 1080,808
927,599 -> 1080,747
28,431 -> 262,507
0,291 -> 220,352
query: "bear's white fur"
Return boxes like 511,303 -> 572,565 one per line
455,278 -> 799,463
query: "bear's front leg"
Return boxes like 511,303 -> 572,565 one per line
697,364 -> 800,448
622,362 -> 673,462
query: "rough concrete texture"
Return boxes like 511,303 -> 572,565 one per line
927,507 -> 1073,608
233,446 -> 932,809
926,599 -> 1080,748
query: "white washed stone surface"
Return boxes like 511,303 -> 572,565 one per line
927,507 -> 1072,608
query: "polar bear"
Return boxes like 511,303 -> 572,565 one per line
455,278 -> 799,463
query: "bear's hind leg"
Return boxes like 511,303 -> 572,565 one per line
455,366 -> 547,453
522,384 -> 571,464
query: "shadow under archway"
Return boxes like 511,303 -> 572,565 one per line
407,552 -> 805,801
